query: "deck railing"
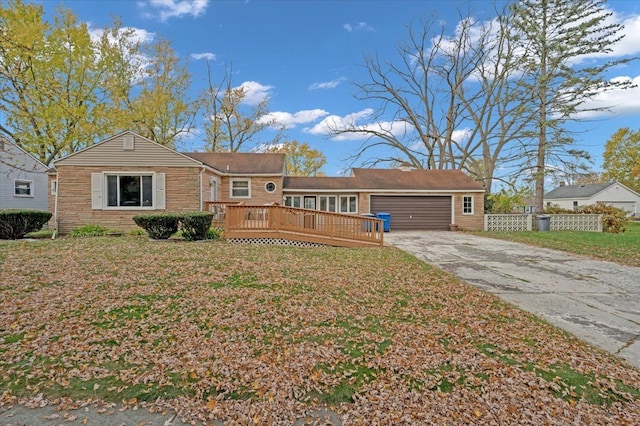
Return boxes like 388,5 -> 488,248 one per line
224,204 -> 384,247
204,201 -> 237,227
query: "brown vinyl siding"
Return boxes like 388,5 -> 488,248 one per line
217,176 -> 283,205
55,133 -> 200,168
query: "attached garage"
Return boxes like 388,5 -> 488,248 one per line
370,195 -> 452,230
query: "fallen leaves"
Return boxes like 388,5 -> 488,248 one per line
0,237 -> 639,424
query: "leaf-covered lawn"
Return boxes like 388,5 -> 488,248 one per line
475,221 -> 640,267
1,237 -> 639,425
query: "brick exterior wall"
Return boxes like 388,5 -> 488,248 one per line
53,165 -> 201,234
217,175 -> 283,205
453,193 -> 484,230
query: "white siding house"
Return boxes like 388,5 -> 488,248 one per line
0,137 -> 49,211
544,182 -> 640,218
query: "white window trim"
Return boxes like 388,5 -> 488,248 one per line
230,178 -> 251,199
463,196 -> 474,215
100,172 -> 158,210
339,195 -> 358,213
284,195 -> 302,208
319,195 -> 337,212
14,179 -> 34,197
51,180 -> 57,195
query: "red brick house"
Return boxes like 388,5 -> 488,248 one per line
49,131 -> 484,234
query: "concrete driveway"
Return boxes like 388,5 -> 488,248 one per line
384,231 -> 640,369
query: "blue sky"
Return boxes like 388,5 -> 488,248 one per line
37,0 -> 640,178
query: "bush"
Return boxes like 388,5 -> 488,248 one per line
206,227 -> 221,240
133,213 -> 181,239
70,224 -> 108,237
544,203 -> 628,233
180,212 -> 214,241
576,203 -> 628,234
0,210 -> 52,240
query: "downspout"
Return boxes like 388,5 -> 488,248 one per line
52,175 -> 59,239
199,167 -> 204,211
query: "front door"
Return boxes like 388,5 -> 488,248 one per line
304,196 -> 316,210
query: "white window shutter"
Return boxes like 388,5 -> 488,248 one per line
155,173 -> 166,210
91,173 -> 102,209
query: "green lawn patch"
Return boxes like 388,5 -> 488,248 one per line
475,221 -> 640,266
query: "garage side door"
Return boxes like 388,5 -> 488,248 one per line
370,195 -> 451,230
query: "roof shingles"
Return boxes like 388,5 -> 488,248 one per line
183,152 -> 285,175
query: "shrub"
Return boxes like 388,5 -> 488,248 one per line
206,227 -> 221,240
133,213 -> 180,239
180,212 -> 214,241
70,224 -> 108,237
576,203 -> 628,234
544,203 -> 628,233
0,210 -> 52,240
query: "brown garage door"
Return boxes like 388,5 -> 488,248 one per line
370,195 -> 451,230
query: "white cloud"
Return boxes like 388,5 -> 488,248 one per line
305,109 -> 411,141
258,109 -> 329,129
235,81 -> 274,106
309,78 -> 347,90
190,52 -> 216,61
140,0 -> 209,21
574,74 -> 640,119
343,22 -> 375,32
88,24 -> 155,45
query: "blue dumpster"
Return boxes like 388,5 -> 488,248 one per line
376,212 -> 391,232
361,213 -> 376,232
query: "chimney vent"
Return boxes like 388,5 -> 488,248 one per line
398,162 -> 414,172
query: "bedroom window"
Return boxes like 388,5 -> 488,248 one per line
463,196 -> 473,214
14,180 -> 33,197
231,179 -> 250,198
106,174 -> 153,207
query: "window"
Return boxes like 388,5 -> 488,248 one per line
231,179 -> 250,198
319,196 -> 337,212
14,180 -> 33,197
573,201 -> 578,211
463,196 -> 473,214
339,195 -> 357,213
265,181 -> 276,193
51,180 -> 57,195
106,174 -> 153,207
284,196 -> 302,208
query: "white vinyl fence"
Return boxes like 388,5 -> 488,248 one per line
484,214 -> 603,232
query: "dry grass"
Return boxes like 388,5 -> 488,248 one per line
1,237 -> 639,424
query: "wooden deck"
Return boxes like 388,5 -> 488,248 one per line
205,202 -> 384,247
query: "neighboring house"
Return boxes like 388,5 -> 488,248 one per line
544,182 -> 640,218
0,136 -> 49,211
50,131 -> 485,234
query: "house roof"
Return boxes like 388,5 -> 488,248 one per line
183,152 -> 285,175
285,168 -> 484,191
544,182 -> 616,199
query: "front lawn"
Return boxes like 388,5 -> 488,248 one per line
1,238 -> 639,424
475,221 -> 640,267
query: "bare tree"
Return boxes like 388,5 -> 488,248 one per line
201,63 -> 280,152
328,6 -> 532,192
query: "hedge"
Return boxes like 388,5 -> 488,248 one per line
132,213 -> 181,240
180,212 -> 214,241
0,210 -> 52,240
132,212 -> 214,240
